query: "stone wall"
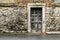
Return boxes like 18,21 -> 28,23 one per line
0,7 -> 28,32
0,0 -> 60,33
45,7 -> 60,32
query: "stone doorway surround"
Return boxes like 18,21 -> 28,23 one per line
27,3 -> 45,34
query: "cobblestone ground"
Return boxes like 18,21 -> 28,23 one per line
0,34 -> 60,40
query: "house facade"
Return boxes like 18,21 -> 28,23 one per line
0,0 -> 60,35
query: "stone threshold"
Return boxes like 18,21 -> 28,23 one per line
46,32 -> 60,34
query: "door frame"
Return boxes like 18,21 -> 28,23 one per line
27,3 -> 45,33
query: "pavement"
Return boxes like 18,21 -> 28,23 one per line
0,34 -> 60,40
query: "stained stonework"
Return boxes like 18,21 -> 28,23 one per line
0,7 -> 28,32
0,0 -> 54,6
18,0 -> 54,6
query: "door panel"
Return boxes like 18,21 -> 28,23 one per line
30,7 -> 42,33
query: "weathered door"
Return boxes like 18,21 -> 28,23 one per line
30,7 -> 42,33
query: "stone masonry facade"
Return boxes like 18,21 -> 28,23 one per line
0,0 -> 60,34
0,7 -> 28,32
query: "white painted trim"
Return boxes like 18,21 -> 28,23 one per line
27,3 -> 45,33
27,5 -> 31,32
42,5 -> 45,33
28,3 -> 45,6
